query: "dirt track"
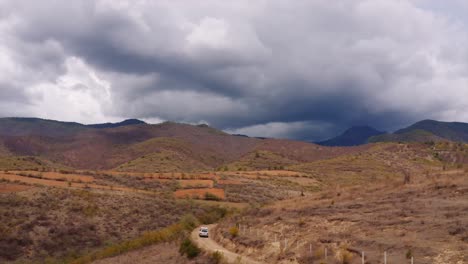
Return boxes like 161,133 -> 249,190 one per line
191,224 -> 263,264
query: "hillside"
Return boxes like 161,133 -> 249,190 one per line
371,120 -> 468,143
87,119 -> 147,129
0,119 -> 370,171
0,117 -> 147,137
317,126 -> 385,146
1,118 -> 467,264
369,129 -> 445,143
0,117 -> 88,137
214,169 -> 468,264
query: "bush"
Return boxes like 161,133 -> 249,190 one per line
338,250 -> 353,264
229,226 -> 239,238
179,238 -> 200,259
406,249 -> 413,259
211,251 -> 225,264
196,207 -> 228,224
205,192 -> 221,201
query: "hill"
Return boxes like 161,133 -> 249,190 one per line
0,117 -> 87,137
87,119 -> 146,129
317,126 -> 385,146
0,118 -> 370,171
370,120 -> 468,143
0,117 -> 147,137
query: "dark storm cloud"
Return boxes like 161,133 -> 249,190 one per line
1,0 -> 468,139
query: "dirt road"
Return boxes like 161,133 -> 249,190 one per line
191,224 -> 263,264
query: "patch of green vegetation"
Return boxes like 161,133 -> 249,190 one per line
179,237 -> 201,259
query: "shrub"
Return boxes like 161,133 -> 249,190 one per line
337,248 -> 353,264
197,207 -> 228,224
211,251 -> 225,264
205,192 -> 221,201
179,238 -> 200,259
406,249 -> 413,259
229,226 -> 239,238
73,218 -> 191,264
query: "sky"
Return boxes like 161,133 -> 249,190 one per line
1,0 -> 468,141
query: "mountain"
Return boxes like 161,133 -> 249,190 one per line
0,117 -> 147,137
396,120 -> 468,142
368,129 -> 445,143
87,119 -> 146,129
0,117 -> 87,137
370,120 -> 468,143
0,118 -> 370,171
317,126 -> 385,146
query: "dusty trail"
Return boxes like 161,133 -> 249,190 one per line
191,224 -> 263,264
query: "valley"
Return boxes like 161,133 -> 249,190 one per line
0,118 -> 467,263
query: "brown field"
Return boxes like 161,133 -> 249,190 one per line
174,188 -> 226,200
9,171 -> 94,182
0,183 -> 32,193
143,179 -> 214,188
178,179 -> 214,188
0,185 -> 226,263
194,200 -> 249,209
0,173 -> 153,194
93,241 -> 212,264
101,171 -> 220,180
214,171 -> 468,264
217,179 -> 243,185
244,170 -> 304,176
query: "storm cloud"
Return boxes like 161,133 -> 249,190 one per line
1,0 -> 468,140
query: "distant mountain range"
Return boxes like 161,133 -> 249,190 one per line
0,117 -> 366,171
0,117 -> 147,137
370,119 -> 468,143
317,126 -> 385,146
0,117 -> 467,171
318,119 -> 468,146
87,119 -> 147,129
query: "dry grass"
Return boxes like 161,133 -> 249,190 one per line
174,188 -> 226,200
178,180 -> 214,188
10,171 -> 94,182
0,183 -> 31,193
0,173 -> 154,194
217,179 -> 243,185
214,171 -> 468,264
0,186 -> 230,263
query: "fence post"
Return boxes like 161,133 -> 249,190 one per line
411,256 -> 414,264
384,251 -> 387,264
362,251 -> 365,264
325,247 -> 328,261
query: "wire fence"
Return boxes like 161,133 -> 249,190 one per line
237,224 -> 418,264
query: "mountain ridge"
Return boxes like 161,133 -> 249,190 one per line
371,119 -> 468,143
317,125 -> 385,146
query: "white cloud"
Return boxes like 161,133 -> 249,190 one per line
227,121 -> 334,140
0,0 -> 468,138
25,57 -> 116,124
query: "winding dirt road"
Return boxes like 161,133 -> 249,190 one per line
191,224 -> 263,264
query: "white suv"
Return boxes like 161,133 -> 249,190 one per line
199,227 -> 209,238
